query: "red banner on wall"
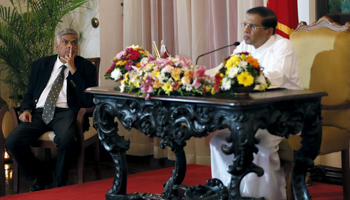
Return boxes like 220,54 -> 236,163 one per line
267,0 -> 299,39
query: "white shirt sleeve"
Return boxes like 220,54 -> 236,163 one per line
263,39 -> 302,90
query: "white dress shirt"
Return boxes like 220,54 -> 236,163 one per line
233,34 -> 302,90
36,56 -> 69,109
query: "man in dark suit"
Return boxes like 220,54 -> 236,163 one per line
5,28 -> 97,191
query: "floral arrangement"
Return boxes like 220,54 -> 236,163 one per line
214,52 -> 270,91
105,47 -> 271,100
104,45 -> 150,82
105,45 -> 214,100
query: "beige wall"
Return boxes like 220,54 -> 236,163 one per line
99,0 -> 124,87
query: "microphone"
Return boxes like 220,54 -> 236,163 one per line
195,42 -> 240,65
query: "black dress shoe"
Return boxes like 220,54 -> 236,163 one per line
28,181 -> 47,192
28,171 -> 53,192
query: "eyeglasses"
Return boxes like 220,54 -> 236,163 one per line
241,22 -> 267,31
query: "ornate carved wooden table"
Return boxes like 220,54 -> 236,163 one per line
86,87 -> 327,200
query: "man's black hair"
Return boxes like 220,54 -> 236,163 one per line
247,6 -> 277,34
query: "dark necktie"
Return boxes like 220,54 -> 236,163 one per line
42,65 -> 67,124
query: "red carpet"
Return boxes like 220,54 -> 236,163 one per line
0,164 -> 342,200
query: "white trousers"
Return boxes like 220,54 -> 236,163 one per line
210,129 -> 286,200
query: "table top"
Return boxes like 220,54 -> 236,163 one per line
86,86 -> 327,107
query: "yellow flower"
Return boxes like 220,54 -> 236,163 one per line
240,54 -> 246,60
211,88 -> 216,95
130,44 -> 140,49
135,81 -> 140,88
225,55 -> 239,68
124,72 -> 130,80
153,78 -> 162,88
116,60 -> 123,66
151,70 -> 160,78
139,50 -> 149,56
162,82 -> 173,95
257,84 -> 268,91
143,72 -> 148,80
237,71 -> 254,87
171,68 -> 182,81
121,78 -> 128,85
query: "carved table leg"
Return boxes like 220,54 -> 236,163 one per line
223,118 -> 264,200
160,140 -> 186,198
93,101 -> 131,200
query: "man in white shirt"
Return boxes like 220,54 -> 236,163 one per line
209,6 -> 302,200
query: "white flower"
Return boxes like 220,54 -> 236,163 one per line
129,44 -> 140,49
167,78 -> 174,85
227,66 -> 240,78
131,66 -> 142,76
256,74 -> 266,85
140,57 -> 149,67
185,84 -> 193,91
157,74 -> 166,84
238,60 -> 248,68
111,68 -> 122,81
221,77 -> 232,90
143,63 -> 152,73
120,82 -> 126,92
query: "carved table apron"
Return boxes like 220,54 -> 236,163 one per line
86,87 -> 327,200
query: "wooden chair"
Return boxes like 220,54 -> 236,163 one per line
0,57 -> 101,195
286,16 -> 350,199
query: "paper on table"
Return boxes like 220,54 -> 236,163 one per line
254,85 -> 281,91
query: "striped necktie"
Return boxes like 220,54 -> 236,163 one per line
42,65 -> 66,124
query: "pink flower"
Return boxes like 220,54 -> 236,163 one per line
192,78 -> 202,89
194,66 -> 206,77
162,65 -> 174,73
145,93 -> 151,100
116,50 -> 125,59
174,55 -> 191,69
125,60 -> 133,71
141,74 -> 153,95
191,66 -> 206,89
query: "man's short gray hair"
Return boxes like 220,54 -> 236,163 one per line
56,28 -> 78,43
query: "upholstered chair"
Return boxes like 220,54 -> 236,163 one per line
287,16 -> 350,199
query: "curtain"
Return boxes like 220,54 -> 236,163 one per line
120,0 -> 264,165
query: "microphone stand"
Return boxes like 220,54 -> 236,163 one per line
195,42 -> 240,65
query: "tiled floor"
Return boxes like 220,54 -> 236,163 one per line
2,145 -> 175,196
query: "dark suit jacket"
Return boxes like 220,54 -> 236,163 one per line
20,55 -> 97,115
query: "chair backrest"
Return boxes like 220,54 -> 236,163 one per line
290,16 -> 350,131
86,57 -> 100,86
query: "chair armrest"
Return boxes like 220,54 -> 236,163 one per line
8,107 -> 20,127
1,107 -> 20,142
0,107 -> 8,143
322,101 -> 350,110
75,106 -> 96,142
